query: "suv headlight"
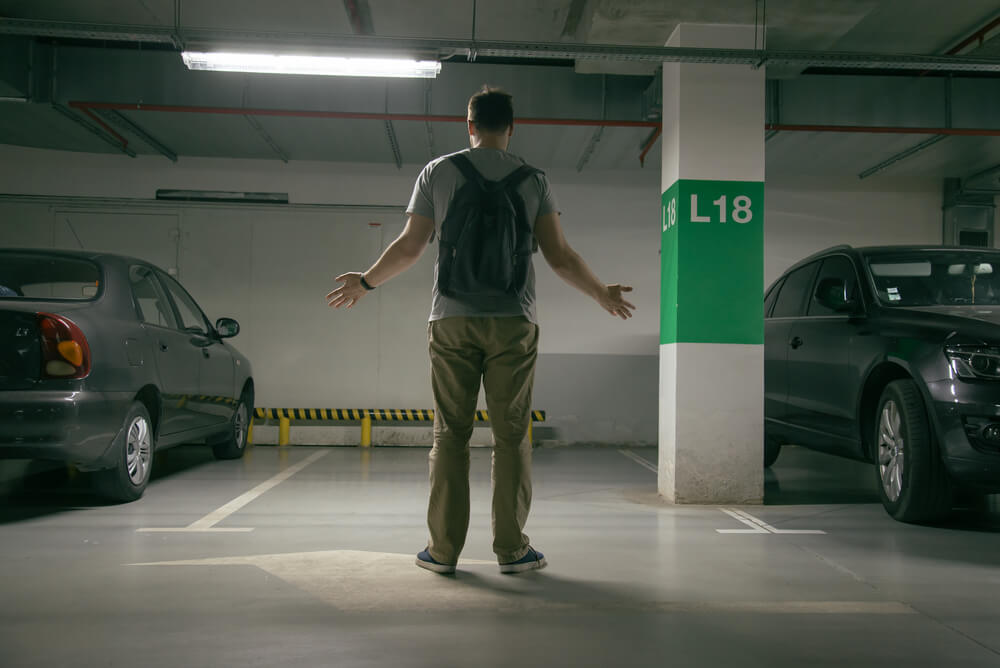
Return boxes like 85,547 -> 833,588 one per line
945,345 -> 1000,380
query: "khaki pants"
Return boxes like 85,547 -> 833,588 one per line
426,316 -> 538,564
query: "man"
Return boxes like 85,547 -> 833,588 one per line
327,86 -> 635,575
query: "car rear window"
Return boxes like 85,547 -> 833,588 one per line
0,253 -> 101,301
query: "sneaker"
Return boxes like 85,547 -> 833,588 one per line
499,547 -> 547,574
416,549 -> 456,574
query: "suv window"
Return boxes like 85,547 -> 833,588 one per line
772,262 -> 819,318
130,266 -> 177,329
808,255 -> 860,316
764,279 -> 782,317
159,272 -> 210,334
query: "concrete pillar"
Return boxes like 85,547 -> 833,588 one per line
659,24 -> 765,504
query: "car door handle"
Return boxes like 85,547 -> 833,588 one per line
159,342 -> 169,352
789,336 -> 804,349
202,348 -> 210,359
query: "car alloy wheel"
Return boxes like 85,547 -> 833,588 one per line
878,399 -> 904,503
126,413 -> 152,486
233,402 -> 247,451
212,393 -> 252,460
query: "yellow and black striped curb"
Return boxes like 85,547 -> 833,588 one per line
253,408 -> 546,422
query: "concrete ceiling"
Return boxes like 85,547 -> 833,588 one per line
0,0 -> 999,184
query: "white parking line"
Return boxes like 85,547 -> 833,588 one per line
717,508 -> 826,535
717,508 -> 770,533
137,450 -> 329,533
619,449 -> 657,473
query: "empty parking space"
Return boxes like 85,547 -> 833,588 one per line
2,445 -> 998,666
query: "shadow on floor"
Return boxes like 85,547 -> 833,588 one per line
767,445 -> 1000,536
764,445 -> 879,506
0,444 -> 219,524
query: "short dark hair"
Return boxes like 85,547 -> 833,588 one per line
468,86 -> 514,134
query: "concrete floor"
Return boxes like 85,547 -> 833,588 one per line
1,444 -> 999,668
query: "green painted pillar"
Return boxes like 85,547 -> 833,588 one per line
659,24 -> 765,504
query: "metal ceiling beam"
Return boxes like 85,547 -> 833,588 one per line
244,114 -> 289,163
857,77 -> 953,179
343,0 -> 375,36
962,163 -> 1000,192
576,127 -> 603,172
4,19 -> 1000,72
423,79 -> 436,160
577,74 -> 607,172
944,14 -> 1000,55
857,135 -> 948,180
383,120 -> 402,169
51,103 -> 136,157
765,81 -> 780,142
98,108 -> 178,161
560,0 -> 592,40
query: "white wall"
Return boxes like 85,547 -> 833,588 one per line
766,177 -> 944,288
0,145 -> 660,445
0,145 -> 949,445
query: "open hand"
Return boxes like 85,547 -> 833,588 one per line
599,284 -> 635,320
327,273 -> 369,309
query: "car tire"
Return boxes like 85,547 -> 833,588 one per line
874,380 -> 952,523
96,401 -> 154,503
764,437 -> 782,468
212,393 -> 250,460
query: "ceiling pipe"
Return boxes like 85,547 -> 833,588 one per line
638,127 -> 661,167
62,101 -> 1000,162
68,101 -> 661,128
765,123 -> 1000,136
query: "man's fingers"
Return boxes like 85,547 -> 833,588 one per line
620,285 -> 633,292
623,300 -> 637,310
334,273 -> 353,283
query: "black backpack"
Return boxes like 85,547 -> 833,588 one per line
437,153 -> 542,301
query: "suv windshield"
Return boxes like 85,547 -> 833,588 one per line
0,253 -> 101,301
866,250 -> 1000,307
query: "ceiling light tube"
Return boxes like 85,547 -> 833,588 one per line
181,51 -> 441,78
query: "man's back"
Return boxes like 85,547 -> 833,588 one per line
407,147 -> 558,323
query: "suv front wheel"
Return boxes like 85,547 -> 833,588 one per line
874,380 -> 952,523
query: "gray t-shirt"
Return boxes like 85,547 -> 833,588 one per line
407,147 -> 559,323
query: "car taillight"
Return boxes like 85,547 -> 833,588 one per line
38,312 -> 91,379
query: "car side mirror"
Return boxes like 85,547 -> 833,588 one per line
815,278 -> 858,313
216,317 -> 240,338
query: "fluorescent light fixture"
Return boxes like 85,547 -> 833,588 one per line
182,51 -> 441,78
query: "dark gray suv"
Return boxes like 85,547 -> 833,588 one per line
765,245 -> 1000,522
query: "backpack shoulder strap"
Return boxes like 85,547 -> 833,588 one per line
448,153 -> 486,190
499,164 -> 543,191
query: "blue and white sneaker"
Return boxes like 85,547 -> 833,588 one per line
416,549 -> 456,574
499,547 -> 547,574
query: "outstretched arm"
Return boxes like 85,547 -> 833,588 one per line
534,211 -> 635,320
327,213 -> 435,309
